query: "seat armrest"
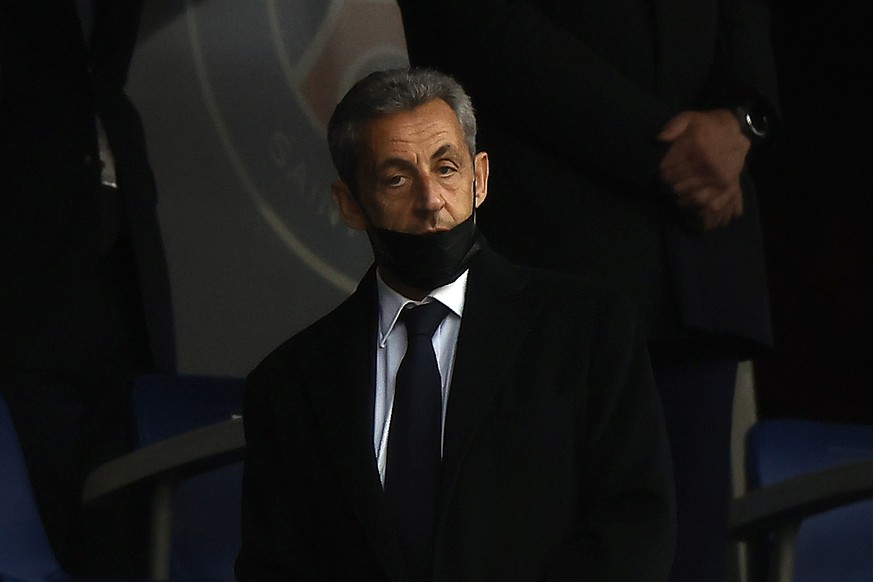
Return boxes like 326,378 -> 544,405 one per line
82,417 -> 245,505
730,458 -> 873,538
82,417 -> 245,581
730,459 -> 873,582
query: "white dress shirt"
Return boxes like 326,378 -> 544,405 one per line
373,269 -> 468,485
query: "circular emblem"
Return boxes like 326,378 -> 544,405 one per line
185,0 -> 409,293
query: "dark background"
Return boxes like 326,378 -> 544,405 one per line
754,2 -> 873,424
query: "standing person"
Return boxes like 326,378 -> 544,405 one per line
236,67 -> 675,581
0,0 -> 175,575
395,2 -> 780,580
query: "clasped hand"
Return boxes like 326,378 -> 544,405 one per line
657,109 -> 751,232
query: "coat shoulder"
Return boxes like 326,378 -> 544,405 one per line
517,260 -> 641,326
248,280 -> 374,383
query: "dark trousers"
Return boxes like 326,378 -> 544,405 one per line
652,355 -> 738,582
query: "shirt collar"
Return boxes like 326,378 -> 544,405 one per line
376,268 -> 468,348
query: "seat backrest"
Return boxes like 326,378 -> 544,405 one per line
747,419 -> 873,488
0,393 -> 66,581
132,373 -> 245,446
746,419 -> 873,582
131,373 -> 245,582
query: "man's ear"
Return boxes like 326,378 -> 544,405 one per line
331,180 -> 368,231
473,151 -> 489,207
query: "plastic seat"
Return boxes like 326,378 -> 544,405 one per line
130,374 -> 245,445
0,392 -> 148,581
0,393 -> 75,581
731,419 -> 873,582
129,374 -> 245,582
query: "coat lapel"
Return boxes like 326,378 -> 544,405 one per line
303,268 -> 406,580
438,249 -> 541,512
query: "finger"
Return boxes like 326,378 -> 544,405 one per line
657,111 -> 694,142
705,187 -> 743,221
697,193 -> 742,231
696,208 -> 728,231
672,185 -> 719,210
731,191 -> 744,218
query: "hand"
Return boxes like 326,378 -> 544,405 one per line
657,109 -> 751,231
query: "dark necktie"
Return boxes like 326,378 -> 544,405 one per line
385,300 -> 450,577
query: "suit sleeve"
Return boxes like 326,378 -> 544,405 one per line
235,364 -> 322,581
548,293 -> 676,580
713,0 -> 781,111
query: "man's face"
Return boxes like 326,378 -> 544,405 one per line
333,98 -> 488,235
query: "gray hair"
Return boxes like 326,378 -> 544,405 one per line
327,67 -> 477,189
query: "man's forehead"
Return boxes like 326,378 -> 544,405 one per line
359,99 -> 466,160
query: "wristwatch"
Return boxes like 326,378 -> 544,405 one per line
734,101 -> 771,144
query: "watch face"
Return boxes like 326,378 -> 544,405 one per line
748,108 -> 769,138
738,105 -> 769,140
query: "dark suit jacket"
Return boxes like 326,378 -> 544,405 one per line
236,248 -> 675,581
0,0 -> 175,374
397,0 -> 780,356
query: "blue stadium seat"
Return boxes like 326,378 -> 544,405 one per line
130,373 -> 245,582
732,419 -> 873,582
3,387 -> 232,582
0,392 -> 72,581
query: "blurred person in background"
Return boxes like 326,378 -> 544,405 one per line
1,0 -> 175,575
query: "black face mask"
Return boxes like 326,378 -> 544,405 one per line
367,213 -> 482,291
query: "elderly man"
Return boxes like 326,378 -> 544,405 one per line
235,67 -> 675,581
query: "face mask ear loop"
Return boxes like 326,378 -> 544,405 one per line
472,158 -> 478,225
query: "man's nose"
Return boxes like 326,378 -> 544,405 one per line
415,174 -> 446,212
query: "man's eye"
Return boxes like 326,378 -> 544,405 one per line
386,175 -> 407,187
438,165 -> 458,176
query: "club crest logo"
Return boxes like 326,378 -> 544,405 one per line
185,0 -> 409,293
